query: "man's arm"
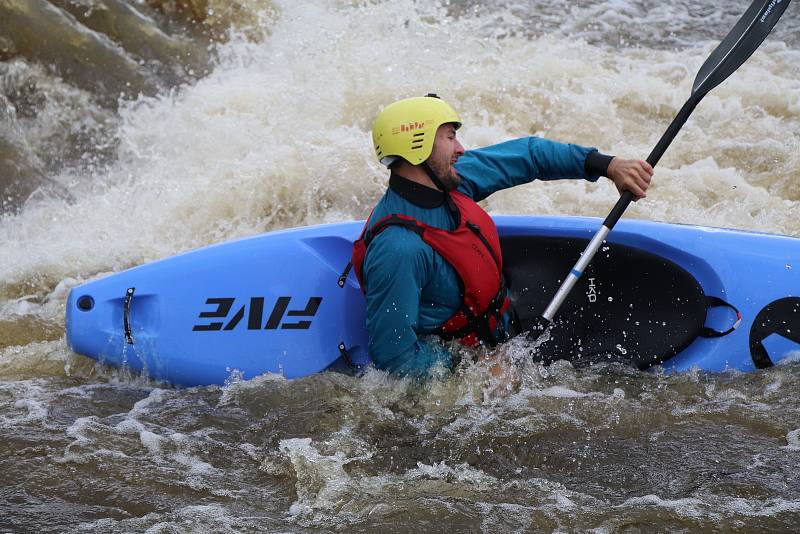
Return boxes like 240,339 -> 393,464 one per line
454,136 -> 600,201
362,227 -> 453,377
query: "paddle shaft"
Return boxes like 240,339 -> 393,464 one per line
541,97 -> 700,322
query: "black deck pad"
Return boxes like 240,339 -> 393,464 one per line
501,236 -> 708,369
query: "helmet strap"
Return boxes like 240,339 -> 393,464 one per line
421,162 -> 460,225
421,161 -> 447,192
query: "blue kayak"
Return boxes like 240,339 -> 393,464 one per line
65,216 -> 800,386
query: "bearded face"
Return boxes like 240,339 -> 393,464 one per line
426,123 -> 464,191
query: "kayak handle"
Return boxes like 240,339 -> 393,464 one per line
124,287 -> 135,344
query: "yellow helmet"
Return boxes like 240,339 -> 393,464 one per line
372,93 -> 461,167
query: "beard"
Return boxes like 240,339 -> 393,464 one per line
426,152 -> 461,192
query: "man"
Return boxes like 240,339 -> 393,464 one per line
352,94 -> 653,377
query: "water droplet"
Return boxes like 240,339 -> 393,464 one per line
607,297 -> 614,302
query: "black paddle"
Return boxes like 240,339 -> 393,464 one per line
536,0 -> 792,333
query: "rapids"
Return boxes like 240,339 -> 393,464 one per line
1,0 -> 799,531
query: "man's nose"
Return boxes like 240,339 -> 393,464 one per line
454,139 -> 465,156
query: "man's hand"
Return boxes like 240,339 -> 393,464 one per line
607,157 -> 653,199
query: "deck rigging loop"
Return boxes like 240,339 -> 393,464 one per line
699,296 -> 742,338
337,261 -> 353,288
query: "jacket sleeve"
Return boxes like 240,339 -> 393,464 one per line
454,136 -> 600,202
362,227 -> 453,377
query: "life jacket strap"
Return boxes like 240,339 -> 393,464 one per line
437,284 -> 511,346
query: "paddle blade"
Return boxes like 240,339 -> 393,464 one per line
692,0 -> 791,96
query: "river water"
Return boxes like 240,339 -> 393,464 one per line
1,0 -> 799,531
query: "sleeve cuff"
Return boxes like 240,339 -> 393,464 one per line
584,150 -> 614,179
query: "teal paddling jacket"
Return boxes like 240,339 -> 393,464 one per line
361,136 -> 609,377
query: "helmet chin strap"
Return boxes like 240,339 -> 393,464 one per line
421,161 -> 448,192
421,161 -> 460,225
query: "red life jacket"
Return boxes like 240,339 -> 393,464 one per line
351,190 -> 510,346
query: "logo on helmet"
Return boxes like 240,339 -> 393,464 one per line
391,120 -> 431,135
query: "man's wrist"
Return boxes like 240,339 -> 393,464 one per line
585,151 -> 615,178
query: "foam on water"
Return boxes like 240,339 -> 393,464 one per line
617,494 -> 710,519
277,429 -> 602,529
0,380 -> 49,427
785,428 -> 800,451
0,340 -> 77,379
